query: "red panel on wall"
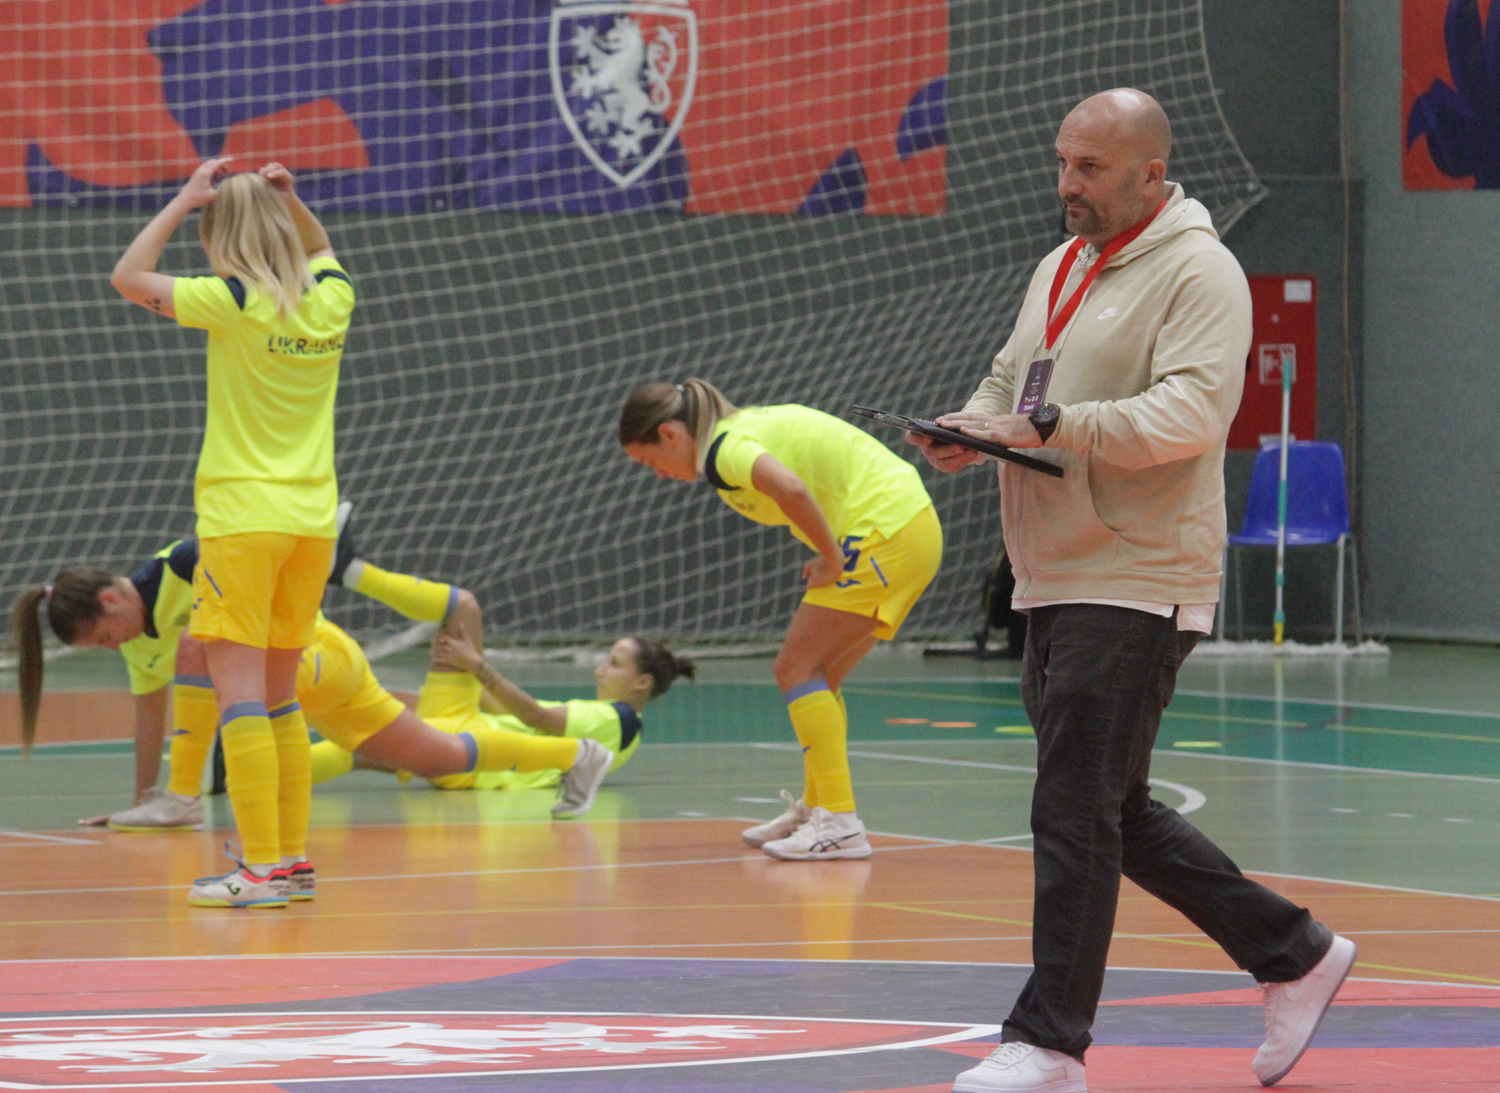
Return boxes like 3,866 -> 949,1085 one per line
1227,275 -> 1317,451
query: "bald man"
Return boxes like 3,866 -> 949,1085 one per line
911,90 -> 1354,1093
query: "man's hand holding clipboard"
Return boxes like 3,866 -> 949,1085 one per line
852,406 -> 1065,479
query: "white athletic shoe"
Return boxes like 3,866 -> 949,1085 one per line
283,859 -> 316,902
552,738 -> 614,817
106,787 -> 202,832
188,852 -> 290,909
741,789 -> 811,848
1252,934 -> 1357,1086
762,807 -> 873,861
952,1042 -> 1087,1092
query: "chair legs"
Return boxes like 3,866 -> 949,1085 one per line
1228,538 -> 1362,645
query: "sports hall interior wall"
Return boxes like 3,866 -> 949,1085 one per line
0,1 -> 1379,644
1347,4 -> 1500,643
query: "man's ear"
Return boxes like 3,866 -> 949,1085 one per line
97,585 -> 124,611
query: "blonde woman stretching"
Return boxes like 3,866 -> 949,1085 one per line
620,380 -> 943,861
110,158 -> 353,907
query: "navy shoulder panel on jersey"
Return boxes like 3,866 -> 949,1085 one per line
314,268 -> 351,286
222,276 -> 247,310
703,432 -> 739,492
612,702 -> 643,752
166,537 -> 199,583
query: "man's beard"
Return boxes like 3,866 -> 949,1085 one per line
1062,199 -> 1103,238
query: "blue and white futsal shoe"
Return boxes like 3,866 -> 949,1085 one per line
188,845 -> 290,908
552,738 -> 614,817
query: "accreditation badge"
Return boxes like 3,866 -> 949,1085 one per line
1016,353 -> 1055,415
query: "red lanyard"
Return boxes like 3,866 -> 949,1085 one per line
1043,199 -> 1168,351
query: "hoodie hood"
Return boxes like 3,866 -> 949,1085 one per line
1100,182 -> 1219,269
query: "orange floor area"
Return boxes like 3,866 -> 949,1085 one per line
1,818 -> 1491,988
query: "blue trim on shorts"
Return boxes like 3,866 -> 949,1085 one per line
174,674 -> 214,688
782,679 -> 831,704
459,732 -> 479,772
201,567 -> 222,596
220,701 -> 269,726
870,555 -> 889,587
268,702 -> 301,721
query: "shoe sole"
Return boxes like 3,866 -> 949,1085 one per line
187,897 -> 289,909
107,822 -> 201,832
763,843 -> 873,861
954,1076 -> 1085,1093
1256,937 -> 1358,1086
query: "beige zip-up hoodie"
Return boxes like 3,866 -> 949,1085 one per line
965,183 -> 1250,605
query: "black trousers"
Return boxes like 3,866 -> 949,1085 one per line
1000,604 -> 1332,1060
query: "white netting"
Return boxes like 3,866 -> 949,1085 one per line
0,0 -> 1262,647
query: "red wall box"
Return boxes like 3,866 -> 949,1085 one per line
1227,275 -> 1317,450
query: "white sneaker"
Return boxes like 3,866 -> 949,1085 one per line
106,787 -> 202,832
552,738 -> 614,817
1252,934 -> 1357,1086
282,858 -> 316,902
188,853 -> 289,909
762,807 -> 872,861
741,789 -> 811,848
953,1042 -> 1086,1092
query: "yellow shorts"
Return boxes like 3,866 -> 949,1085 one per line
297,620 -> 406,751
191,533 -> 335,649
802,503 -> 943,640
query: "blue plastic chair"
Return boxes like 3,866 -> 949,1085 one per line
1220,441 -> 1362,643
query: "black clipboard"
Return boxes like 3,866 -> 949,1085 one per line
852,405 -> 1065,479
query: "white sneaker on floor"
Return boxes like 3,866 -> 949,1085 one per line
762,807 -> 872,861
188,856 -> 289,909
283,859 -> 316,902
106,787 -> 202,832
1252,934 -> 1357,1086
552,738 -> 614,817
952,1042 -> 1086,1092
741,789 -> 811,848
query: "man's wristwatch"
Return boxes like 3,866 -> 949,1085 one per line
1029,402 -> 1061,444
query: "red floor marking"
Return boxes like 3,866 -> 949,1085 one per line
1101,978 -> 1500,1008
0,956 -> 569,1013
932,1043 -> 1500,1090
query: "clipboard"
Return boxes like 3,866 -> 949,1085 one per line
852,405 -> 1065,479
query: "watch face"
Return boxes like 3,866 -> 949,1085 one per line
1032,404 -> 1060,425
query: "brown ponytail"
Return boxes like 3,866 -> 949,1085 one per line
629,637 -> 696,699
8,567 -> 116,753
618,378 -> 738,456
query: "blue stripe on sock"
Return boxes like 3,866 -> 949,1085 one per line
459,732 -> 479,772
220,701 -> 269,727
268,702 -> 301,721
174,674 -> 214,688
782,679 -> 831,704
442,584 -> 460,624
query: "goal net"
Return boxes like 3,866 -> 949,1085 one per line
0,0 -> 1262,653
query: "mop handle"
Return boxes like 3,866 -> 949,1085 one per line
1273,353 -> 1291,646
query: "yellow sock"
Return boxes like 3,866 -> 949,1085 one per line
462,724 -> 580,773
167,678 -> 218,797
309,739 -> 355,785
270,702 -> 312,861
785,680 -> 855,814
350,561 -> 455,624
220,703 -> 279,865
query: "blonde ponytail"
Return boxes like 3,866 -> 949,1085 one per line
200,173 -> 314,319
618,378 -> 739,455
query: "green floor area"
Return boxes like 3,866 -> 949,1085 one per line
4,640 -> 1499,898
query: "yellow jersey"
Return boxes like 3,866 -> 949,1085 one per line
119,539 -> 198,695
705,405 -> 932,547
174,256 -> 354,538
